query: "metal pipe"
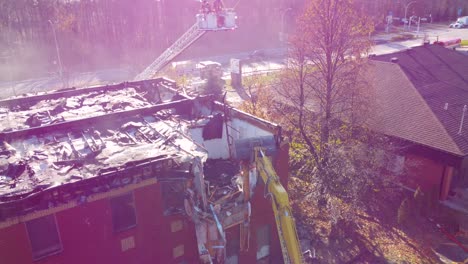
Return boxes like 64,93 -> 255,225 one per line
458,105 -> 467,134
280,8 -> 293,42
416,16 -> 421,35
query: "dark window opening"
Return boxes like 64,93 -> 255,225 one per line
256,225 -> 270,261
110,193 -> 137,232
26,214 -> 62,261
162,181 -> 186,216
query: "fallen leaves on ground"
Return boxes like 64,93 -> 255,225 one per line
289,177 -> 444,264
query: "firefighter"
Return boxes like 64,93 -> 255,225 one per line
213,0 -> 223,13
201,0 -> 211,14
213,0 -> 225,27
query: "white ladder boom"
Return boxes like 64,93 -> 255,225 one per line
134,22 -> 206,81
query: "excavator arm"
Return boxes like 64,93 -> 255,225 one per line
254,147 -> 303,264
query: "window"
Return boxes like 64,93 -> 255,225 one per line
110,193 -> 137,232
171,220 -> 184,233
173,244 -> 185,259
256,225 -> 270,261
26,214 -> 62,261
162,181 -> 185,216
387,154 -> 405,175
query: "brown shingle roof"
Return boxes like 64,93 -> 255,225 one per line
365,60 -> 463,156
369,45 -> 468,156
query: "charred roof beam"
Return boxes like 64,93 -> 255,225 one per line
0,98 -> 193,141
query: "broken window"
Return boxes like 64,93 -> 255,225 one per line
256,225 -> 270,261
110,193 -> 137,232
162,181 -> 186,216
26,214 -> 63,261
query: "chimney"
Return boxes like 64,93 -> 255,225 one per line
444,103 -> 449,110
391,57 -> 399,63
458,105 -> 467,135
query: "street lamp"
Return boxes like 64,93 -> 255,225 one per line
404,1 -> 417,29
6,14 -> 17,97
48,20 -> 64,87
280,7 -> 293,42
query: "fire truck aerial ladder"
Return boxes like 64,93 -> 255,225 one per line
134,5 -> 237,81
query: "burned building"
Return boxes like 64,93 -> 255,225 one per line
0,79 -> 290,263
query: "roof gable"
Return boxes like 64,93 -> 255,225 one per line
366,60 -> 463,156
370,45 -> 468,156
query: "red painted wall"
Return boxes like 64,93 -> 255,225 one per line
404,153 -> 445,193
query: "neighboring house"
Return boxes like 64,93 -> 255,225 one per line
0,79 -> 289,263
367,44 -> 468,216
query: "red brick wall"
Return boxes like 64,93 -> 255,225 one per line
236,180 -> 283,263
275,141 -> 291,189
0,182 -> 199,264
0,221 -> 31,264
0,175 -> 286,264
0,140 -> 291,264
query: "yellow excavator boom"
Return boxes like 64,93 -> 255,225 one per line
254,147 -> 303,264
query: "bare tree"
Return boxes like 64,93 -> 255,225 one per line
238,73 -> 276,120
277,0 -> 373,164
273,0 -> 402,217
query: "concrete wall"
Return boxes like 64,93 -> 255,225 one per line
190,117 -> 274,160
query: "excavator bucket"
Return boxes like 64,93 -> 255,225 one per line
234,136 -> 277,161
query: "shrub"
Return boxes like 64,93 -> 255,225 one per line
201,75 -> 224,101
397,197 -> 411,225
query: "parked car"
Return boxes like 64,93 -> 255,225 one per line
450,21 -> 465,28
450,16 -> 468,28
248,50 -> 266,61
196,61 -> 223,80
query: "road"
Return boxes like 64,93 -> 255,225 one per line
0,23 -> 466,100
371,23 -> 468,54
0,68 -> 134,99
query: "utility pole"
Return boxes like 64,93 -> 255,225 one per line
404,1 -> 417,30
280,8 -> 293,42
7,13 -> 17,97
416,16 -> 421,36
48,20 -> 64,88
